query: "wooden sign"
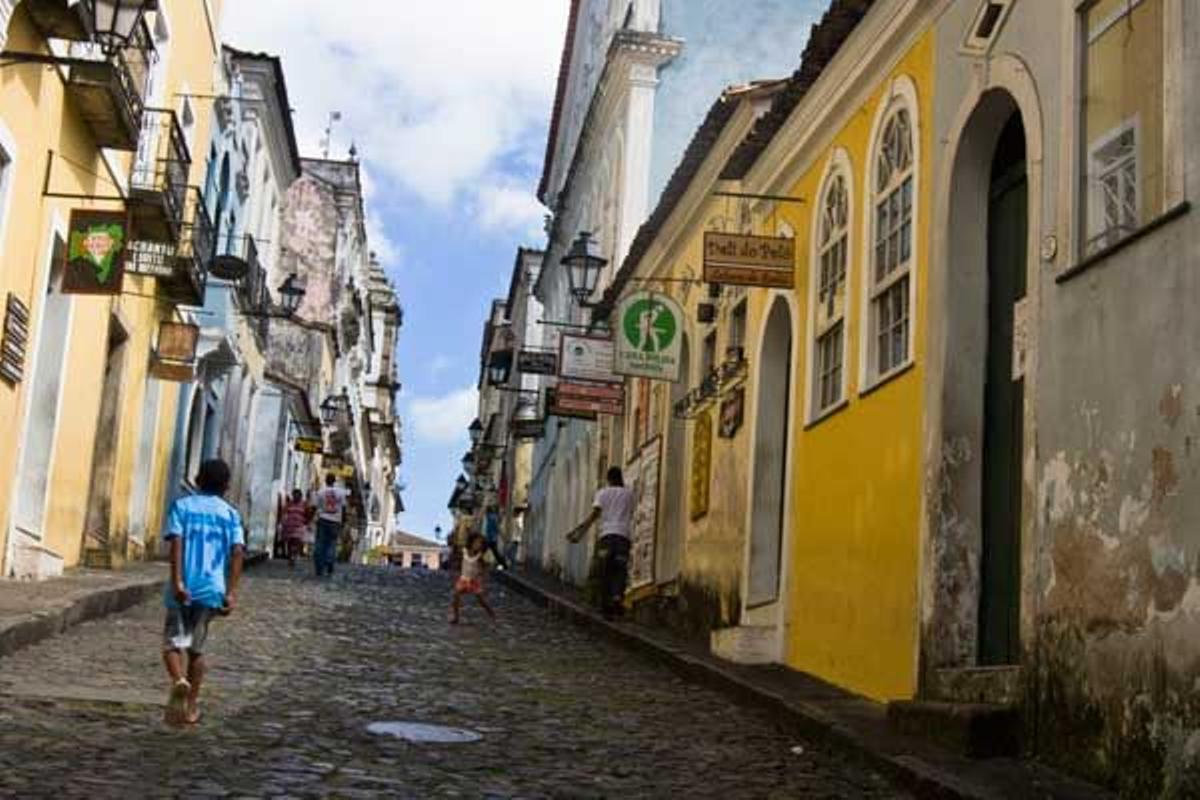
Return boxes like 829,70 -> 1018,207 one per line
516,349 -> 557,376
627,437 -> 661,590
719,387 -> 745,439
0,293 -> 30,385
149,359 -> 195,382
512,417 -> 546,440
294,436 -> 324,454
556,380 -> 625,416
156,322 -> 200,362
62,210 -> 129,295
690,411 -> 712,520
703,231 -> 794,288
546,388 -> 597,421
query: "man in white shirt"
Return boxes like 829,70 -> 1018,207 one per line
569,466 -> 635,619
311,474 -> 350,578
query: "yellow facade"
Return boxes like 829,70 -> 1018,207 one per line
0,0 -> 223,575
775,32 -> 933,701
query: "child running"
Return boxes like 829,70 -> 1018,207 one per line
162,459 -> 245,727
450,532 -> 496,624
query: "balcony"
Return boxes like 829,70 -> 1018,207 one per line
129,109 -> 190,243
127,188 -> 211,307
65,43 -> 149,151
23,0 -> 93,41
230,235 -> 271,345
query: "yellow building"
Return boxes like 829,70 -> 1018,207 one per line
0,0 -> 225,578
597,0 -> 935,702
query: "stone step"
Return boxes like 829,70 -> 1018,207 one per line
887,699 -> 1021,759
82,548 -> 114,570
931,665 -> 1023,705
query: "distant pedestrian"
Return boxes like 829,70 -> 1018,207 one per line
569,466 -> 635,620
162,459 -> 245,727
278,489 -> 311,569
483,505 -> 510,570
312,474 -> 350,578
450,532 -> 496,624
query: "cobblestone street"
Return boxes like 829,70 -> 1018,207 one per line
0,563 -> 908,799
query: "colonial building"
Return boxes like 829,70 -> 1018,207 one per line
0,0 -> 226,577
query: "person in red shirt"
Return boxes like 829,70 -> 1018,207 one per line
278,489 -> 312,569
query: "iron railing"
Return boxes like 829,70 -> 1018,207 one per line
130,108 -> 190,234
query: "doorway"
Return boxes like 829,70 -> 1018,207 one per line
12,234 -> 71,541
82,317 -> 131,552
748,298 -> 792,607
659,336 -> 690,584
979,114 -> 1027,665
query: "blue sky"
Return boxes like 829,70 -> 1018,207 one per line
224,2 -> 569,540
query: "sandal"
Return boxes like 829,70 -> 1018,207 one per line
165,679 -> 190,726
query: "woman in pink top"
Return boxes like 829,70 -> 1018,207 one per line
278,489 -> 311,568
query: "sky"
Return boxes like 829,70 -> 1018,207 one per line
223,1 -> 569,542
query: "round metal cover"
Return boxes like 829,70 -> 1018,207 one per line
209,254 -> 249,281
366,722 -> 482,743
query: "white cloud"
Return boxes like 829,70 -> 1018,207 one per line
407,386 -> 478,445
477,181 -> 548,238
222,1 -> 567,209
429,355 -> 454,377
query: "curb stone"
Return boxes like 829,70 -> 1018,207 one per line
497,569 -> 1109,800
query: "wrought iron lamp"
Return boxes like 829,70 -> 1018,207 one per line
278,273 -> 306,316
487,350 -> 513,387
561,231 -> 607,307
468,418 -> 484,446
92,0 -> 158,55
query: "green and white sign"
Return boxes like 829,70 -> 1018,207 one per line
614,291 -> 684,382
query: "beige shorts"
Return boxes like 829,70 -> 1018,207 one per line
163,605 -> 217,655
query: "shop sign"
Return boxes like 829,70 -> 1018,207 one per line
690,411 -> 712,520
517,349 -> 557,376
559,333 -> 616,384
546,388 -> 597,421
614,291 -> 684,382
149,359 -> 195,383
156,322 -> 200,362
512,417 -> 546,440
703,231 -> 794,289
556,380 -> 625,416
0,293 -> 30,385
719,387 -> 745,439
63,210 -> 129,295
627,437 -> 661,590
294,436 -> 324,454
329,464 -> 356,479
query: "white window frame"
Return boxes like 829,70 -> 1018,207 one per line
859,77 -> 920,393
1086,118 -> 1140,254
961,0 -> 1014,55
806,149 -> 853,423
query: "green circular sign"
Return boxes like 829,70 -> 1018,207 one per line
622,297 -> 677,354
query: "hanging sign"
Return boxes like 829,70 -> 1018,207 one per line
556,380 -> 625,416
614,291 -> 684,382
517,349 -> 558,376
294,436 -> 324,455
0,294 -> 30,385
691,411 -> 712,520
156,322 -> 200,362
559,333 -> 617,384
627,437 -> 661,590
546,388 -> 597,421
62,210 -> 129,295
149,359 -> 195,383
512,417 -> 547,440
703,231 -> 794,288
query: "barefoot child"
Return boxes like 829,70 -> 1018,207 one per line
162,459 -> 245,726
450,533 -> 496,624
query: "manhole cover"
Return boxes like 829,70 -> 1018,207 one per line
366,722 -> 483,743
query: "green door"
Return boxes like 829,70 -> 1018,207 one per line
980,115 -> 1026,666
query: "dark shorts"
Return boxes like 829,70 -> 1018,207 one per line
163,605 -> 218,654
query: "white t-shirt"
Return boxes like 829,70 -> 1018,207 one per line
594,486 -> 635,539
314,487 -> 350,523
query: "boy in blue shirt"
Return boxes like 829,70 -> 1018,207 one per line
162,459 -> 245,726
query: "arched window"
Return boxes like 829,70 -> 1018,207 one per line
865,99 -> 916,383
810,165 -> 850,416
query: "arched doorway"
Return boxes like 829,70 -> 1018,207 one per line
659,335 -> 690,584
979,113 -> 1026,665
748,298 -> 792,607
934,88 -> 1032,670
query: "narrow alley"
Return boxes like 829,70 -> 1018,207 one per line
0,563 -> 907,799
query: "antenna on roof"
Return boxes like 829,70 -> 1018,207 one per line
321,111 -> 342,159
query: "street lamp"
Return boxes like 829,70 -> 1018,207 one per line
278,273 -> 306,316
488,349 -> 513,387
461,450 -> 475,476
468,418 -> 484,446
561,231 -> 607,306
92,0 -> 158,54
454,475 -> 469,494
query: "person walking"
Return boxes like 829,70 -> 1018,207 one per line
312,474 -> 350,578
161,459 -> 245,727
482,505 -> 510,570
450,532 -> 497,624
569,466 -> 635,620
278,489 -> 311,569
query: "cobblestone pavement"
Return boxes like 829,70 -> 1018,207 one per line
0,563 -> 911,799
